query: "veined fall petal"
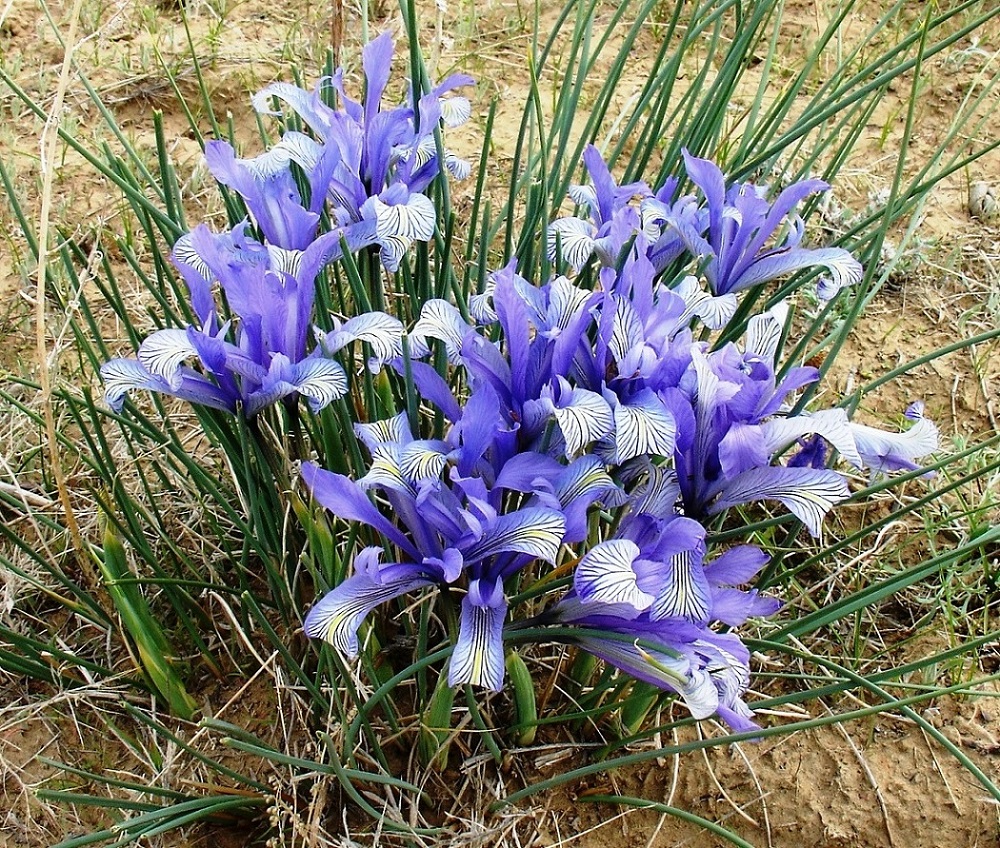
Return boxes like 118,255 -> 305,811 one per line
709,465 -> 849,537
449,579 -> 507,691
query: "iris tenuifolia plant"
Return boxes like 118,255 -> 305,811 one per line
100,34 -> 939,739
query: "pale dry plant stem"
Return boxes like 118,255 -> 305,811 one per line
824,701 -> 899,847
0,0 -> 16,29
695,723 -> 759,827
35,0 -> 96,587
919,725 -> 962,812
727,738 -> 773,847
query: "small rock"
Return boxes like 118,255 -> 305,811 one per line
968,181 -> 999,222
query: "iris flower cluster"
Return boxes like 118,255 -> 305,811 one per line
101,33 -> 470,416
100,33 -> 937,732
300,145 -> 938,731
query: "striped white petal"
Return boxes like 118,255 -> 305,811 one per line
815,248 -> 864,291
630,463 -> 681,517
691,292 -> 739,330
304,572 -> 432,658
554,455 -> 623,508
696,638 -> 751,710
762,408 -> 862,468
547,275 -> 591,331
574,539 -> 654,610
734,246 -> 863,293
469,282 -> 497,324
673,275 -> 734,330
266,245 -> 304,279
439,96 -> 471,128
609,297 -> 644,366
138,329 -> 198,387
242,143 -> 294,181
275,131 -> 324,174
692,349 -> 739,468
567,183 -> 598,214
407,134 -> 437,171
462,508 -> 565,565
354,413 -> 412,451
445,153 -> 471,181
399,442 -> 448,483
547,217 -> 596,272
674,666 -> 720,720
552,387 -> 615,456
322,312 -> 404,370
100,359 -> 168,411
449,590 -> 506,691
651,550 -> 711,623
291,358 -> 348,413
850,414 -> 939,473
172,234 -> 213,282
359,445 -> 412,494
409,298 -> 472,364
639,197 -> 669,241
251,82 -> 303,115
744,301 -> 788,366
245,382 -> 293,416
709,466 -> 849,537
378,236 -> 410,273
373,192 -> 437,248
225,352 -> 267,383
613,392 -> 676,462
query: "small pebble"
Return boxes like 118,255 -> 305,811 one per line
968,181 -> 999,222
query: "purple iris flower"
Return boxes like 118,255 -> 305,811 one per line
550,597 -> 765,732
249,32 -> 474,271
668,151 -> 863,301
204,132 -> 347,252
567,471 -> 780,625
301,407 -> 567,691
101,223 -> 402,416
410,269 -> 611,456
670,307 -> 856,535
547,144 -> 653,272
542,533 -> 780,731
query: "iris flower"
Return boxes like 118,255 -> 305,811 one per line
301,408 -> 568,691
539,497 -> 780,730
250,32 -> 473,271
666,152 -> 863,318
101,223 -> 402,416
547,144 -> 653,272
